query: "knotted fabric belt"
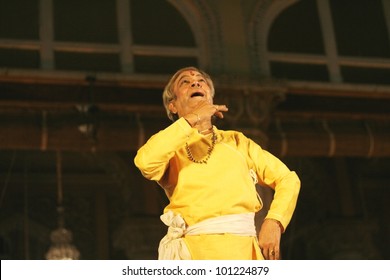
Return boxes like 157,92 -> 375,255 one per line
158,211 -> 257,260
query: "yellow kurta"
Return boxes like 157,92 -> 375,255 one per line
134,117 -> 300,260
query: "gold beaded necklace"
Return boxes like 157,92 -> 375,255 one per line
185,128 -> 217,164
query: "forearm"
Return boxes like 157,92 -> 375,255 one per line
248,143 -> 301,231
265,171 -> 300,231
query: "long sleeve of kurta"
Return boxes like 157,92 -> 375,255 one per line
244,138 -> 300,231
134,117 -> 198,182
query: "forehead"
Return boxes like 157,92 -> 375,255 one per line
176,70 -> 203,81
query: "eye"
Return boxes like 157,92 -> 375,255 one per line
180,79 -> 190,85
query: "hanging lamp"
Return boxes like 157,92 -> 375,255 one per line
45,151 -> 80,260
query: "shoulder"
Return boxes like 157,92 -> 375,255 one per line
214,127 -> 252,146
216,127 -> 266,155
215,127 -> 244,138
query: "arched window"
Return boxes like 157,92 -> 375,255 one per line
130,0 -> 198,74
268,0 -> 328,82
330,0 -> 390,84
0,0 -> 200,74
0,0 -> 40,69
254,0 -> 390,85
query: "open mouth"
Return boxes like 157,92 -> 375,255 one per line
190,92 -> 204,98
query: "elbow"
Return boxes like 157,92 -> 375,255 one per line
133,153 -> 164,182
133,152 -> 142,170
294,171 -> 301,189
134,152 -> 150,178
291,171 -> 301,191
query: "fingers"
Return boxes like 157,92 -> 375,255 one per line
213,104 -> 228,112
262,248 -> 280,260
261,247 -> 280,260
213,104 -> 228,119
191,103 -> 228,122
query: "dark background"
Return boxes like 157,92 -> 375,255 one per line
0,0 -> 389,260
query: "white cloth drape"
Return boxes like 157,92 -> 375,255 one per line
158,211 -> 256,260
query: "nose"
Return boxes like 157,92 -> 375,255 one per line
191,81 -> 201,88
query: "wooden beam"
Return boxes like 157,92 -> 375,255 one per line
1,111 -> 389,157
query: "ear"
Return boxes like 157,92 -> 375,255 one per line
168,102 -> 177,114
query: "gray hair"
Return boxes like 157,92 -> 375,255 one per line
162,66 -> 215,121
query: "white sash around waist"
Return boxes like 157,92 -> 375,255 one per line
158,211 -> 256,260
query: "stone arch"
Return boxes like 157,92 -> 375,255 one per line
167,0 -> 224,74
248,0 -> 299,77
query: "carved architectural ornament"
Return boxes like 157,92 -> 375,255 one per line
214,78 -> 287,146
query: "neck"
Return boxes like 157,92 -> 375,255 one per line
199,126 -> 213,134
196,120 -> 213,135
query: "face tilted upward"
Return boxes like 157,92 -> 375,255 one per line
168,70 -> 213,118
